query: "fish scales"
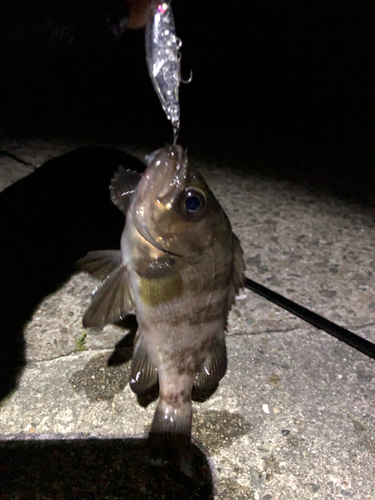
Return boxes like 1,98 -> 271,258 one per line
136,256 -> 232,326
79,144 -> 245,471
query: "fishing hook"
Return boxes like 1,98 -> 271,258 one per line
177,44 -> 193,84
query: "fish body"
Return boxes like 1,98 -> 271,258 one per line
79,145 -> 245,460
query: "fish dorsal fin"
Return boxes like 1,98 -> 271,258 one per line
193,332 -> 227,397
77,250 -> 122,281
109,166 -> 142,214
82,265 -> 134,328
130,332 -> 158,395
227,233 -> 246,312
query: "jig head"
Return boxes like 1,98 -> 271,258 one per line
145,0 -> 190,143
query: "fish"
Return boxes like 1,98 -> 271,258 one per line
78,144 -> 245,469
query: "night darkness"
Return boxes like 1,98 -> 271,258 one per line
0,3 -> 374,496
0,0 -> 374,202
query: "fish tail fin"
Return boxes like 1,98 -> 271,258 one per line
151,396 -> 192,437
147,396 -> 193,476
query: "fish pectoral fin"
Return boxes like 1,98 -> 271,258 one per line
83,265 -> 134,328
77,250 -> 122,281
110,166 -> 142,214
194,332 -> 227,396
130,332 -> 158,395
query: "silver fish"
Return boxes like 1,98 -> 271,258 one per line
79,145 -> 245,465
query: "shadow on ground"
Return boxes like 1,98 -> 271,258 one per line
0,147 -> 145,401
0,437 -> 213,499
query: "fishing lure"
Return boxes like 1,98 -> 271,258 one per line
145,0 -> 189,143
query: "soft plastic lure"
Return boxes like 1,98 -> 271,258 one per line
145,0 -> 186,143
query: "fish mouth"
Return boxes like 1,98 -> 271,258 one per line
132,145 -> 188,258
134,216 -> 183,257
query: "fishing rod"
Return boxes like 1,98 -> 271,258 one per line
244,276 -> 375,359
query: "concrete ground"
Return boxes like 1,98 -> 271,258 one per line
0,138 -> 374,499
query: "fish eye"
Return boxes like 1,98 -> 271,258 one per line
182,188 -> 206,217
185,194 -> 201,212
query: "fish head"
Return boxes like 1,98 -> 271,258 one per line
132,145 -> 231,257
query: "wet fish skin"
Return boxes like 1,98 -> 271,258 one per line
79,145 -> 245,464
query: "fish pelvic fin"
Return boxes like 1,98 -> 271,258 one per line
130,331 -> 158,397
193,331 -> 227,402
110,166 -> 142,214
227,233 -> 246,313
82,265 -> 134,328
77,250 -> 122,281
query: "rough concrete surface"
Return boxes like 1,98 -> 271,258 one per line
0,139 -> 374,499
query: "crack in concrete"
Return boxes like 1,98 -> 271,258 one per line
351,322 -> 375,330
230,322 -> 374,349
27,348 -> 113,365
228,326 -> 300,337
0,151 -> 37,171
24,323 -> 375,365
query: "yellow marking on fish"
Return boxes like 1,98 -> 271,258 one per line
138,273 -> 183,306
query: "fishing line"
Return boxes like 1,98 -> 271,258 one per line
244,276 -> 375,359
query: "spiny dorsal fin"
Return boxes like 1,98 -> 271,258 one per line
109,166 -> 142,214
82,265 -> 134,328
227,233 -> 246,313
130,332 -> 158,396
77,250 -> 122,281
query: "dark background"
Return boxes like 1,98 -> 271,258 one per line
0,0 -> 374,203
0,3 -> 373,495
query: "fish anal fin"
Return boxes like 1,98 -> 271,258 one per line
130,333 -> 158,396
82,265 -> 134,328
77,250 -> 122,281
193,333 -> 227,401
110,166 -> 142,214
